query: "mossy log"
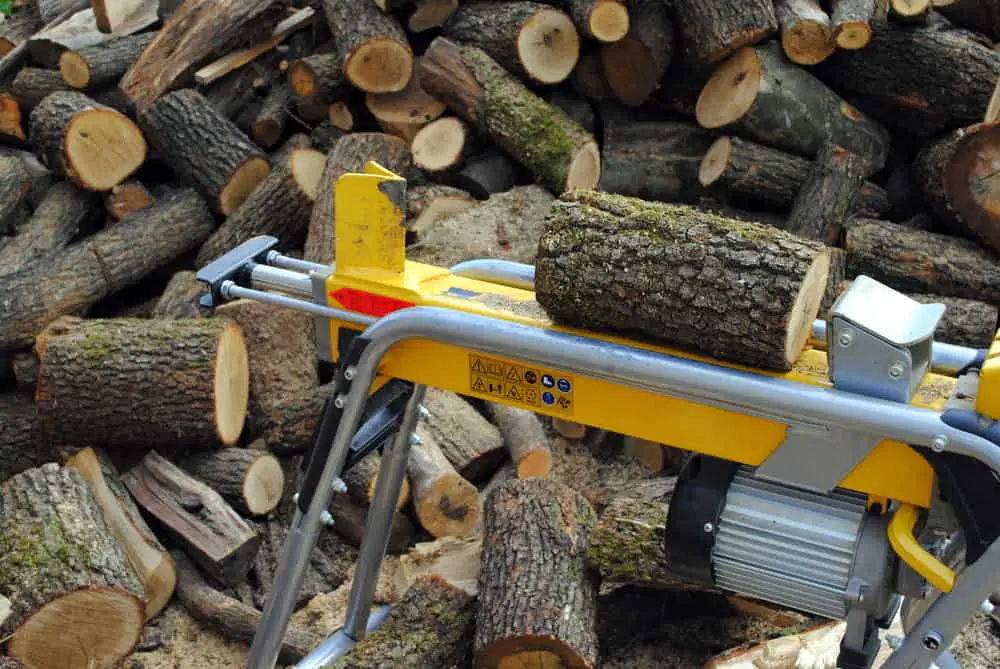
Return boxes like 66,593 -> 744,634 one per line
178,448 -> 285,518
474,477 -> 600,669
774,0 -> 834,65
785,143 -> 869,245
58,32 -> 157,89
0,393 -> 45,482
419,36 -> 600,195
0,463 -> 145,669
534,190 -> 832,371
34,315 -> 249,450
418,388 -> 506,484
599,0 -> 672,106
0,187 -> 215,351
669,0 -> 778,64
321,0 -> 413,94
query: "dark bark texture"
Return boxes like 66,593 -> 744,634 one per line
0,394 -> 44,482
784,143 -> 868,245
178,448 -> 282,518
599,0 -> 673,106
670,0 -> 778,64
60,32 -> 157,89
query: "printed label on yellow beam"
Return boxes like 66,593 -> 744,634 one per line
468,354 -> 574,415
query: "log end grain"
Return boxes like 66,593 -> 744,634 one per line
58,50 -> 91,89
409,0 -> 461,32
220,156 -> 272,216
0,94 -> 27,144
243,452 -> 286,516
412,116 -> 468,171
695,47 -> 760,129
833,21 -> 872,50
214,319 -> 252,445
587,0 -> 630,43
698,135 -> 733,186
780,16 -> 835,65
518,7 -> 581,84
941,122 -> 1000,252
290,147 -> 327,201
346,38 -> 414,94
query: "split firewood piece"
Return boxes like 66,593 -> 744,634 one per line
670,0 -> 778,65
534,190 -> 831,372
29,90 -> 147,191
119,0 -> 285,111
330,490 -> 416,553
257,383 -> 335,455
696,41 -> 890,174
552,417 -> 587,439
448,148 -> 518,200
138,88 -> 271,215
34,315 -> 249,449
600,120 -> 714,203
304,131 -> 411,264
333,574 -> 477,669
27,6 -> 157,68
623,436 -> 685,474
196,147 -> 325,265
911,121 -> 1000,251
288,52 -> 348,101
405,182 -> 477,239
484,401 -> 552,479
698,135 -> 889,217
65,446 -> 177,621
0,393 -> 44,482
253,82 -> 292,149
0,463 -> 145,669
774,0 -> 835,65
394,535 -> 483,595
442,1 -> 580,86
813,20 -> 1000,137
152,270 -> 204,319
123,451 -> 260,586
365,57 -> 446,142
103,178 -> 154,221
58,31 -> 155,89
0,152 -> 31,235
830,0 -> 875,49
0,187 -> 215,350
407,430 -> 481,538
421,37 -> 600,194
569,0 -> 629,42
705,621 -> 846,669
322,0 -> 413,93
178,448 -> 285,518
418,388 -> 506,484
342,451 -> 412,511
0,4 -> 42,55
475,477 -> 600,669
599,0 -> 672,106
0,180 -> 102,277
406,0 -> 460,32
92,0 -> 160,33
0,93 -> 27,145
891,0 -> 931,16
171,549 -> 322,665
784,143 -> 869,245
844,218 -> 1000,304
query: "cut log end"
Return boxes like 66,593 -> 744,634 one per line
695,47 -> 758,129
833,21 -> 871,50
567,140 -> 602,191
518,8 -> 581,84
0,95 -> 26,143
58,51 -> 91,89
243,453 -> 285,516
412,116 -> 468,171
220,156 -> 271,216
588,0 -> 630,43
291,148 -> 327,201
415,474 -> 480,538
516,448 -> 553,478
65,108 -> 148,191
786,250 -> 831,364
9,589 -> 144,669
698,135 -> 732,186
409,0 -> 461,32
214,320 -> 251,445
781,19 -> 834,65
346,40 -> 414,94
944,123 -> 1000,244
891,0 -> 930,15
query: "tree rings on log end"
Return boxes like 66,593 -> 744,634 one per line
214,320 -> 251,446
588,0 -> 630,43
786,251 -> 830,365
290,148 -> 327,201
695,47 -> 760,129
698,136 -> 732,186
943,121 -> 1000,253
566,139 -> 602,191
781,18 -> 835,65
65,108 -> 147,191
219,156 -> 271,216
413,117 -> 469,172
833,21 -> 871,50
58,52 -> 91,89
243,453 -> 285,516
519,8 -> 581,84
346,39 -> 414,94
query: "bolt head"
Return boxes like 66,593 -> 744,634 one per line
334,395 -> 346,409
409,433 -> 423,446
343,367 -> 355,381
320,511 -> 336,527
932,435 -> 948,453
703,522 -> 714,533
889,361 -> 906,379
922,632 -> 942,651
838,329 -> 854,347
332,478 -> 347,494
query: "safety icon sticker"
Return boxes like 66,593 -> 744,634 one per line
469,354 -> 573,415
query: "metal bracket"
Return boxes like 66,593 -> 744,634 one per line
754,423 -> 882,493
195,235 -> 280,311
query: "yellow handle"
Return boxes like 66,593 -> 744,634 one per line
888,503 -> 956,593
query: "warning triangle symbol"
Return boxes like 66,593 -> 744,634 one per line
472,377 -> 486,392
506,385 -> 523,401
506,366 -> 522,383
471,358 -> 486,373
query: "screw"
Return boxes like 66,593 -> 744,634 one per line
332,478 -> 347,494
981,600 -> 996,615
703,522 -> 714,533
292,493 -> 299,504
888,361 -> 906,379
838,329 -> 854,347
418,405 -> 431,419
932,435 -> 948,453
923,632 -> 942,651
343,366 -> 356,381
334,394 -> 346,409
321,511 -> 336,527
409,433 -> 422,446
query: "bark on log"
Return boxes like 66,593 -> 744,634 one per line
443,1 -> 581,86
103,178 -> 154,221
484,402 -> 552,478
321,0 -> 413,93
329,491 -> 416,553
58,32 -> 155,89
784,143 -> 869,245
844,218 -> 1000,304
407,431 -> 481,538
600,120 -> 714,203
0,181 -> 102,277
92,0 -> 160,33
696,41 -> 890,173
122,451 -> 260,586
0,393 -> 44,482
10,67 -> 71,116
10,352 -> 40,390
26,6 -> 158,70
137,88 -> 271,215
447,148 -> 518,200
670,0 -> 778,64
366,57 -> 447,141
935,0 -> 1000,41
418,388 -> 506,484
0,463 -> 145,669
253,82 -> 292,149
813,20 -> 1000,136
405,182 -> 477,239
0,187 -> 214,350
65,446 -> 177,621
570,0 -> 629,42
34,315 -> 249,449
0,5 -> 42,55
309,120 -> 345,152
342,451 -> 412,511
152,270 -> 203,319
475,477 -> 599,669
535,189 -> 832,371
288,52 -> 348,101
570,43 -> 614,100
830,0 -> 876,49
178,448 -> 285,518
36,0 -> 90,24
119,0 -> 285,110
252,514 -> 346,611
406,0 -> 461,32
774,0 -> 835,65
0,152 -> 30,235
256,383 -> 335,455
197,147 -> 325,266
419,37 -> 600,194
599,0 -> 672,106
304,131 -> 411,264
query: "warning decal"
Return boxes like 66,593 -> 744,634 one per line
468,354 -> 574,415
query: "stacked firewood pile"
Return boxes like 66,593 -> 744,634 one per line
2,0 -> 1000,668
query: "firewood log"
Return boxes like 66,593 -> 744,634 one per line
830,0 -> 876,49
196,147 -> 325,265
419,37 -> 600,194
252,514 -> 346,611
442,1 -> 580,86
571,43 -> 614,100
329,491 -> 416,553
405,0 -> 461,31
0,5 -> 42,54
27,6 -> 157,69
569,0 -> 629,42
544,87 -> 596,133
405,182 -> 477,239
10,351 -> 40,390
0,180 -> 101,276
253,82 -> 292,149
418,388 -> 506,484
599,0 -> 672,106
534,190 -> 832,371
57,32 -> 155,89
309,120 -> 345,151
342,451 -> 412,511
177,448 -> 285,518
394,535 -> 483,595
321,0 -> 413,93
484,401 -> 552,478
152,270 -> 204,319
599,120 -> 714,203
0,463 -> 145,669
119,0 -> 285,110
670,0 -> 778,64
288,52 -> 347,101
365,56 -> 446,141
844,218 -> 1000,304
256,383 -> 335,454
103,177 -> 154,221
65,446 -> 177,621
0,393 -> 44,482
92,0 -> 160,33
0,151 -> 30,235
0,93 -> 27,145
407,430 -> 481,538
552,417 -> 587,439
475,477 -> 599,669
774,0 -> 835,65
10,67 -> 71,116
34,315 -> 249,449
0,187 -> 214,350
123,451 -> 260,586
623,437 -> 685,474
304,131 -> 411,264
36,0 -> 90,24
821,247 -> 848,314
892,0 -> 931,16
137,88 -> 270,215
813,19 -> 1000,136
784,142 -> 869,245
696,41 -> 890,174
447,148 -> 518,200
705,621 -> 846,669
935,0 -> 1000,41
